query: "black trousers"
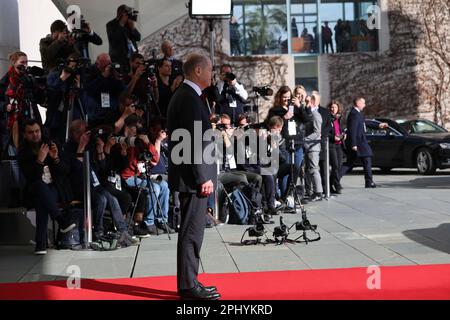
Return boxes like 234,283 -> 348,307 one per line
177,192 -> 208,291
329,144 -> 343,190
340,152 -> 373,185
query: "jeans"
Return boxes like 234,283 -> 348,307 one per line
28,181 -> 62,250
279,147 -> 304,199
125,176 -> 170,226
92,187 -> 127,233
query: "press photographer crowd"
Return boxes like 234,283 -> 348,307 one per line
0,4 -> 380,255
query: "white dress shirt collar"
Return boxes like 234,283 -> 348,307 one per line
183,79 -> 202,96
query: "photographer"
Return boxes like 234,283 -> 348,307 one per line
84,53 -> 126,124
120,115 -> 174,235
0,51 -> 46,151
39,20 -> 79,72
71,18 -> 103,61
106,5 -> 141,74
156,58 -> 183,118
123,53 -> 159,121
216,64 -> 248,126
61,120 -> 137,244
18,119 -> 76,255
113,92 -> 141,135
46,53 -> 86,144
267,86 -> 312,201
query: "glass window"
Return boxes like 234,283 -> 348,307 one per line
291,0 -> 319,54
319,0 -> 378,54
231,1 -> 287,56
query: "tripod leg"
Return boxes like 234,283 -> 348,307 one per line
147,177 -> 171,240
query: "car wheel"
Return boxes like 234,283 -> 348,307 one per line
416,148 -> 436,175
379,167 -> 393,173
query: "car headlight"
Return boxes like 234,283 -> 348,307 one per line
439,143 -> 450,149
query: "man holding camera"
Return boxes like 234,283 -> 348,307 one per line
72,19 -> 103,62
18,119 -> 76,255
123,53 -> 159,121
121,115 -> 174,235
84,53 -> 126,124
107,5 -> 141,74
216,64 -> 248,126
40,20 -> 79,73
46,53 -> 86,144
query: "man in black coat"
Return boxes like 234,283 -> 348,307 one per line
340,97 -> 387,188
18,119 -> 76,255
106,5 -> 141,74
167,54 -> 220,300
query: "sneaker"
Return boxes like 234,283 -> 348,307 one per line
158,222 -> 176,234
34,250 -> 47,255
310,193 -> 323,202
133,224 -> 150,238
146,224 -> 160,235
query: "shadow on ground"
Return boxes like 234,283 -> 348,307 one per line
403,223 -> 450,254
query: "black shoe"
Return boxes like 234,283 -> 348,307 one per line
195,280 -> 217,293
179,285 -> 221,300
146,224 -> 160,235
133,224 -> 150,238
310,193 -> 323,202
365,182 -> 377,188
160,223 -> 176,234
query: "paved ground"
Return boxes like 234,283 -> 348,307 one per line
1,169 -> 450,283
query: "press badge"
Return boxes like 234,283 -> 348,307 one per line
229,100 -> 237,108
101,92 -> 111,108
91,171 -> 101,187
137,162 -> 146,174
115,174 -> 122,191
288,120 -> 297,136
227,154 -> 237,170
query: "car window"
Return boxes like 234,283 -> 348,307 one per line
410,120 -> 447,134
366,124 -> 387,136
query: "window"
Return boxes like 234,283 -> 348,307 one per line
319,0 -> 379,53
231,1 -> 287,56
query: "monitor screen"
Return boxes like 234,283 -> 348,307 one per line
191,0 -> 232,16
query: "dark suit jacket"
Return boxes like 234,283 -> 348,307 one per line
345,107 -> 373,158
167,83 -> 217,193
318,106 -> 333,160
106,19 -> 141,72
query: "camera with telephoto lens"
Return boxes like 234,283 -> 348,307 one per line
110,63 -> 122,73
253,86 -> 274,97
248,221 -> 265,237
69,16 -> 90,41
126,7 -> 139,22
18,65 -> 47,88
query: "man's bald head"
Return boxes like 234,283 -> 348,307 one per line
161,40 -> 174,58
311,92 -> 321,107
183,53 -> 212,90
96,53 -> 112,70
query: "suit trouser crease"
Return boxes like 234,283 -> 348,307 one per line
177,192 -> 207,291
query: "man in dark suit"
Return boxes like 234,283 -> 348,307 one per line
106,5 -> 141,74
340,97 -> 387,188
167,54 -> 220,300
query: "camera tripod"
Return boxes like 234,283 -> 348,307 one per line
127,161 -> 171,240
64,85 -> 87,143
287,207 -> 321,244
282,139 -> 304,214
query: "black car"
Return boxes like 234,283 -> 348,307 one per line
362,118 -> 450,174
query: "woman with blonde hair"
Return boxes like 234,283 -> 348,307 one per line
267,85 -> 312,201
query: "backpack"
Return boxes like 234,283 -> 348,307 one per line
240,183 -> 263,210
90,233 -> 118,251
57,207 -> 84,250
227,187 -> 250,225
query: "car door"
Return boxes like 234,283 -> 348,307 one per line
365,121 -> 405,167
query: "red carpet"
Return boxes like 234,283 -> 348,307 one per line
1,264 -> 449,300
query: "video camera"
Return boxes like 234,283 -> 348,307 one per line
142,60 -> 157,78
58,57 -> 90,76
253,86 -> 274,97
